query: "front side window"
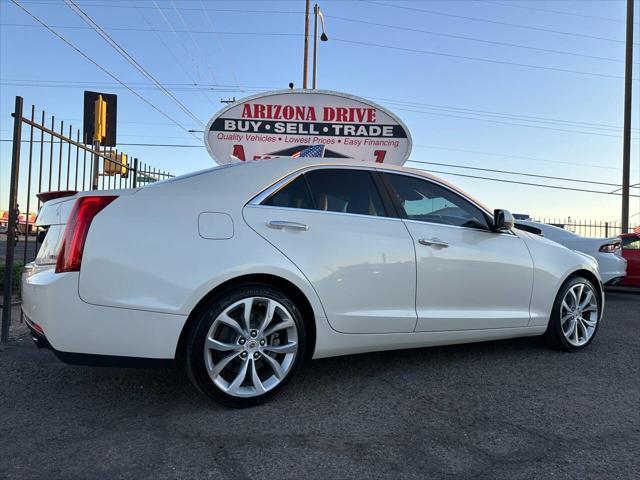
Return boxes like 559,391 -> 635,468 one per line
384,173 -> 489,230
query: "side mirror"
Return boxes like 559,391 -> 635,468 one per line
493,209 -> 515,232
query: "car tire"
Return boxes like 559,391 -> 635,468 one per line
543,275 -> 601,352
185,284 -> 307,408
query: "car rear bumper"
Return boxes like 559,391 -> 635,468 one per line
597,255 -> 627,285
21,264 -> 187,361
24,312 -> 173,367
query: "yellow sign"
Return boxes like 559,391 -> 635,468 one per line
93,94 -> 107,143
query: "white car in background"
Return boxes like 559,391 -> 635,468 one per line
518,220 -> 626,286
23,159 -> 604,407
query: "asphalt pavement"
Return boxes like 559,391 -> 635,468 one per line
1,291 -> 638,480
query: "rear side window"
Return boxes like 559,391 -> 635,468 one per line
262,175 -> 313,210
384,173 -> 489,230
304,169 -> 387,217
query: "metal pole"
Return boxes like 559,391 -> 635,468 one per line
303,0 -> 310,89
91,140 -> 100,190
621,0 -> 634,234
312,3 -> 319,89
2,96 -> 23,343
132,158 -> 138,188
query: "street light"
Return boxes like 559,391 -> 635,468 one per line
312,3 -> 328,89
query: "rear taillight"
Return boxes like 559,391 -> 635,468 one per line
55,196 -> 117,273
599,242 -> 621,253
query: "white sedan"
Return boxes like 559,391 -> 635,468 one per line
23,159 -> 604,407
518,220 -> 626,286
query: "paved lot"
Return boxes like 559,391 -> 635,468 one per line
0,235 -> 39,264
1,292 -> 638,480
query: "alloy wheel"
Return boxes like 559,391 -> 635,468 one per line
204,297 -> 299,397
560,282 -> 599,347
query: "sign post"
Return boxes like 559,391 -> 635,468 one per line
204,90 -> 412,166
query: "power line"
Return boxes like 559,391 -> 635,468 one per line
64,0 -> 204,126
373,97 -> 639,133
388,105 -> 636,139
331,37 -> 631,80
166,0 -> 218,86
480,1 -> 628,24
407,163 -> 640,198
327,14 -> 633,65
3,77 -> 636,135
147,0 -> 210,87
407,159 -> 638,188
4,131 -> 630,194
132,2 -> 216,106
2,22 -> 630,80
0,22 -> 301,36
0,79 -> 274,93
412,144 -> 639,173
17,1 -> 303,16
8,0 -> 196,136
3,80 -> 634,138
198,0 -> 241,91
364,0 -> 639,46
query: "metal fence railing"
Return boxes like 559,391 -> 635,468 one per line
1,96 -> 174,342
532,218 -> 625,238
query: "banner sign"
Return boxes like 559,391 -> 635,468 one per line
204,90 -> 412,165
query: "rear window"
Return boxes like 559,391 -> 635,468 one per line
34,225 -> 64,265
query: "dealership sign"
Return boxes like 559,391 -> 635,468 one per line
204,90 -> 412,165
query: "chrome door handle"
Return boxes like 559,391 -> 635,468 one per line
267,220 -> 309,231
418,238 -> 449,248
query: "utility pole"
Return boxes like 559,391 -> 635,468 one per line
303,0 -> 310,89
621,0 -> 634,233
312,3 -> 319,89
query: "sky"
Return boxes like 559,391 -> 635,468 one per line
0,0 -> 639,224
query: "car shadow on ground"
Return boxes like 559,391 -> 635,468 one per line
5,332 -> 548,410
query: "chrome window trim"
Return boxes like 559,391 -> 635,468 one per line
401,217 -> 517,237
245,203 -> 404,223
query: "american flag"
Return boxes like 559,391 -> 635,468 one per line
292,145 -> 325,158
633,225 -> 640,234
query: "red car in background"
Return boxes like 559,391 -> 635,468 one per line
620,233 -> 640,287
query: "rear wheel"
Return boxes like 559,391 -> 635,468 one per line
185,285 -> 306,408
544,276 -> 601,351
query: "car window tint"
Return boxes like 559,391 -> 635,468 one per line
262,175 -> 313,210
304,169 -> 387,217
384,173 -> 489,230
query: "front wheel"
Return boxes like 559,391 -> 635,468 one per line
185,285 -> 306,408
544,276 -> 601,352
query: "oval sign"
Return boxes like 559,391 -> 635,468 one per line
204,89 -> 412,165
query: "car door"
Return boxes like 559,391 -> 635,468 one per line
243,167 -> 417,334
621,235 -> 640,287
380,172 -> 534,332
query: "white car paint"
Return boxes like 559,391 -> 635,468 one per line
519,220 -> 626,285
22,158 -> 602,362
